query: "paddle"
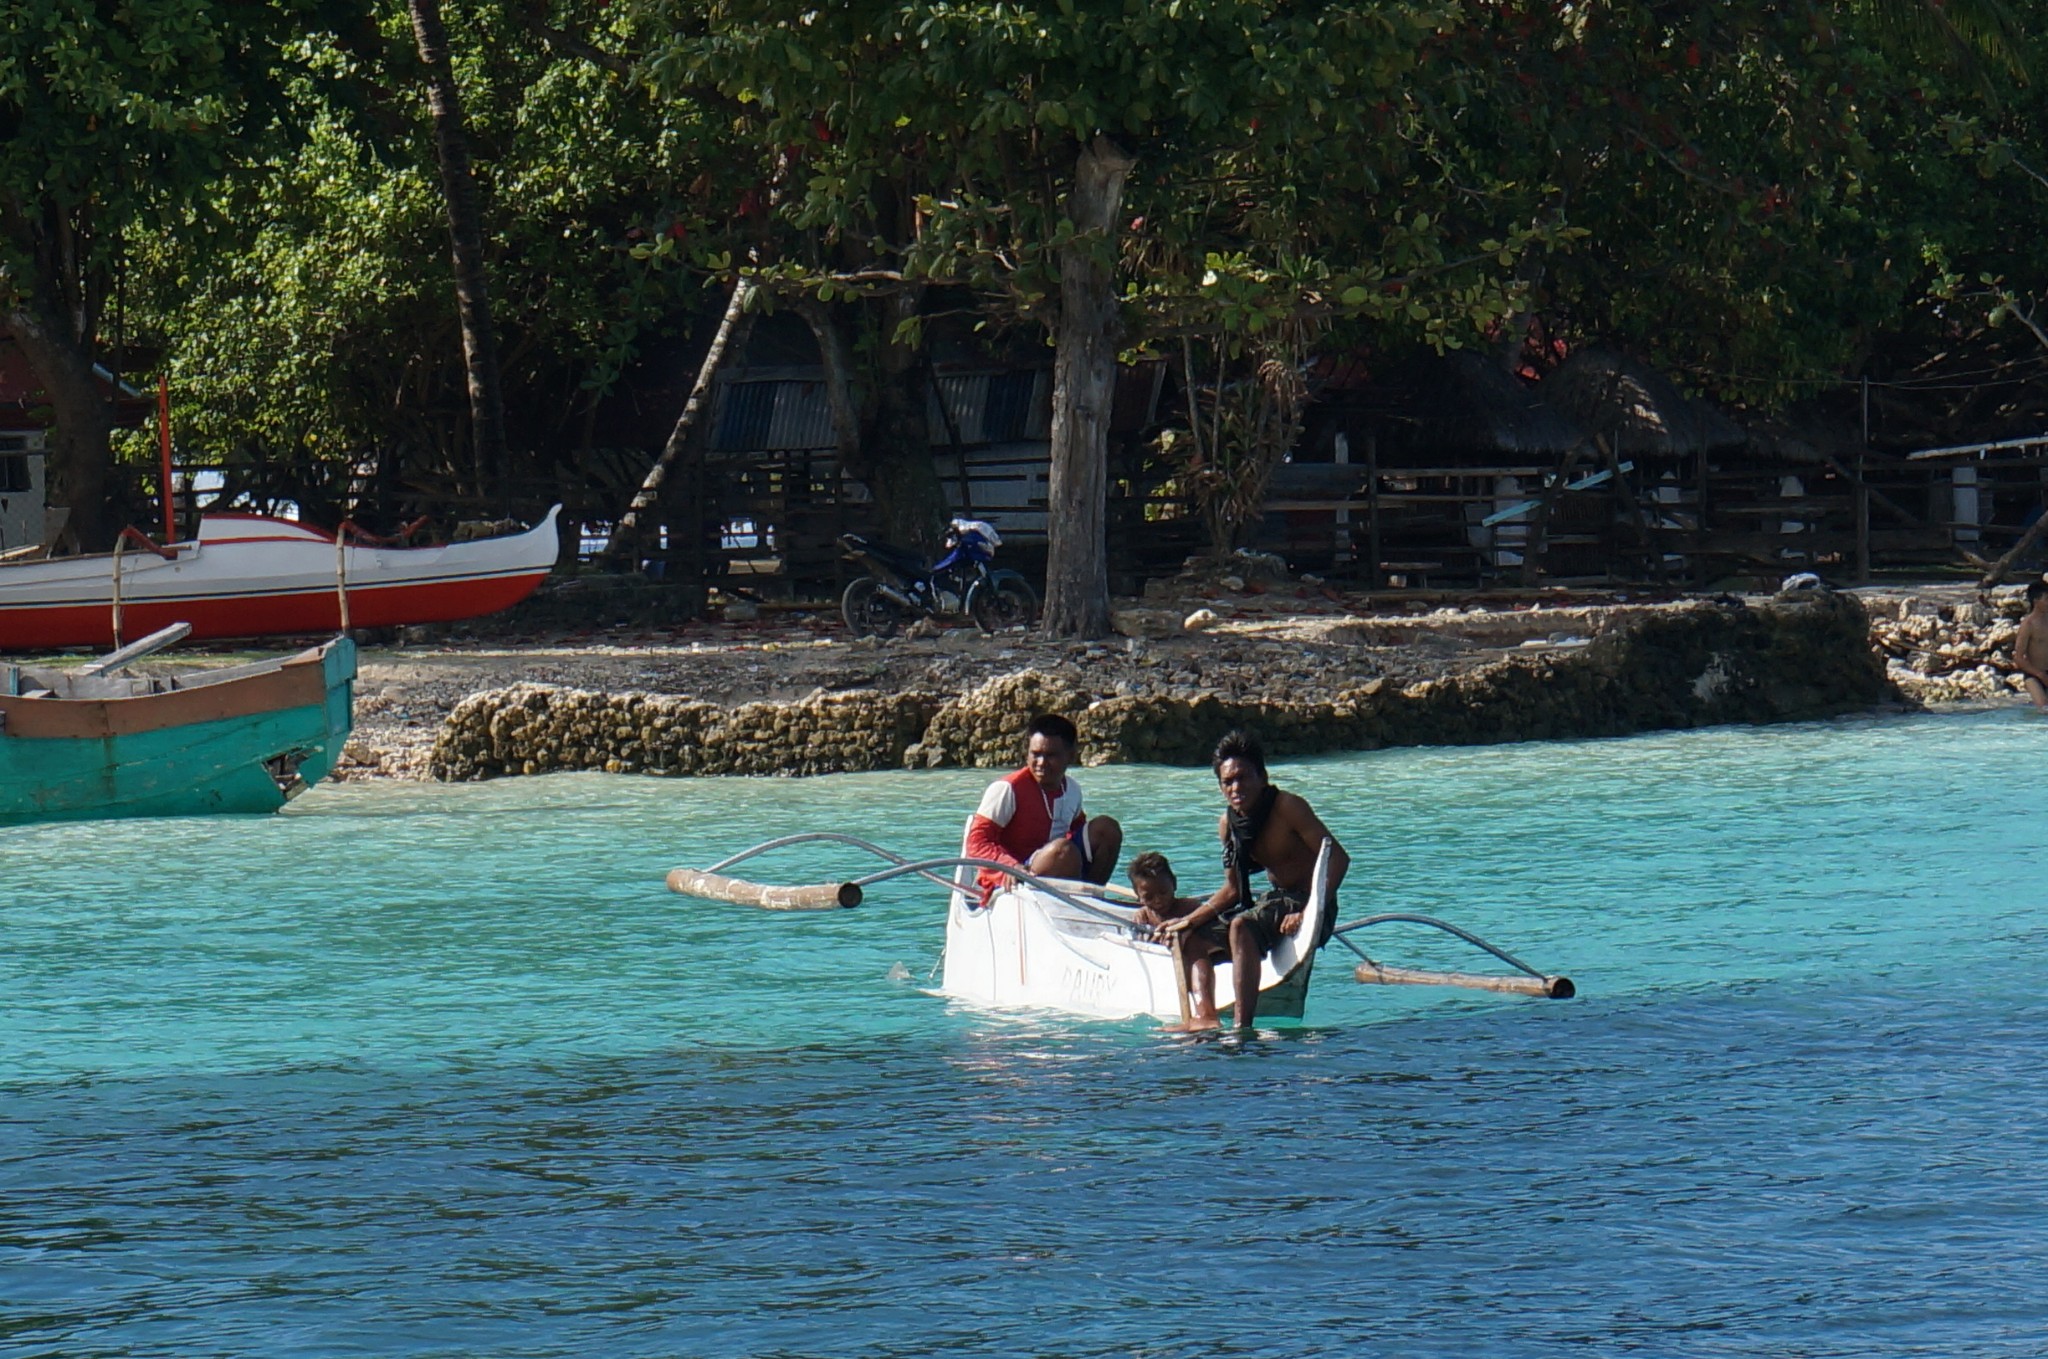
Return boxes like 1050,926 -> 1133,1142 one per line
1170,932 -> 1194,1029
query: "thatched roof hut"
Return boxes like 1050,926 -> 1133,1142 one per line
1312,350 -> 1585,468
1538,349 -> 1745,459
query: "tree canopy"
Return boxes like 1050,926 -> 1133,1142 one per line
5,0 -> 2045,613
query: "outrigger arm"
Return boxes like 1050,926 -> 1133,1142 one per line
668,831 -> 1136,927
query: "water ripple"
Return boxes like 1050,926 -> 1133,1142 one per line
4,711 -> 2047,1355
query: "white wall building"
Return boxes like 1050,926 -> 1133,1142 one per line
0,429 -> 47,553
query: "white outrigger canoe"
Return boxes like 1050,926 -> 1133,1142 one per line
937,834 -> 1332,1022
668,832 -> 1573,1024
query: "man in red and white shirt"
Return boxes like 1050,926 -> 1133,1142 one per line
965,713 -> 1123,901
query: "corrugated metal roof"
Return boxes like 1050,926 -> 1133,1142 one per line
928,371 -> 1051,446
715,369 -> 1051,455
767,381 -> 836,450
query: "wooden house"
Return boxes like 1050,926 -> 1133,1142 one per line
1265,351 -> 1588,587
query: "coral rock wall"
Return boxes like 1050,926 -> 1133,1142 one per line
1868,593 -> 2032,704
430,593 -> 1893,782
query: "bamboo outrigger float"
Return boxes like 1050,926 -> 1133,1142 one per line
667,832 -> 1573,1023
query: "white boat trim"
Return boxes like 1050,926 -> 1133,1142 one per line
0,507 -> 561,610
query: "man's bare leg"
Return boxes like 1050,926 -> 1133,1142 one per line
2029,676 -> 2048,711
1082,815 -> 1122,884
1229,917 -> 1263,1030
1027,840 -> 1084,879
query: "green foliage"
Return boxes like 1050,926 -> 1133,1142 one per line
26,0 -> 2048,518
1429,0 -> 2047,400
0,0 -> 265,225
652,0 -> 1568,354
126,0 -> 746,489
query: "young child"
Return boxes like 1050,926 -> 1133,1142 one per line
1129,851 -> 1223,1031
2015,578 -> 2048,711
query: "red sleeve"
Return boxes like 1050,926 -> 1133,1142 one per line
966,814 -> 1020,867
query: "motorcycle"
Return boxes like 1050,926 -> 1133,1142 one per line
839,519 -> 1040,637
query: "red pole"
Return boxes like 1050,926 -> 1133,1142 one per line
157,373 -> 175,542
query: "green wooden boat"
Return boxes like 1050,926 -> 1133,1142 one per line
0,632 -> 355,823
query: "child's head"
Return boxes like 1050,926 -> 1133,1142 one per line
2031,579 -> 2048,612
1128,851 -> 1177,911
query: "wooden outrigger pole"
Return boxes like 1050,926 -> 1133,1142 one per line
665,869 -> 862,911
1355,961 -> 1575,999
1329,912 -> 1574,999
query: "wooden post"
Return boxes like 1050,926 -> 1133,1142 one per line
157,374 -> 175,543
335,516 -> 351,636
109,534 -> 127,648
1855,451 -> 1871,583
1521,445 -> 1582,587
1856,376 -> 1871,583
1170,934 -> 1194,1028
1332,431 -> 1352,569
1597,435 -> 1662,585
1365,433 -> 1381,590
930,364 -> 974,516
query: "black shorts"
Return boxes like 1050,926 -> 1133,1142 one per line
1201,889 -> 1305,955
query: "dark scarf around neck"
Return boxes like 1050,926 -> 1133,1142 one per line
1224,783 -> 1279,907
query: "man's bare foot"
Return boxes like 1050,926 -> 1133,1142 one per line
1162,1014 -> 1222,1033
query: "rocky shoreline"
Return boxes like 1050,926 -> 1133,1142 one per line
399,588 -> 1900,783
1863,585 -> 2038,705
324,580 -> 2036,785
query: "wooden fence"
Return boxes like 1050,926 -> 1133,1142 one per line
111,434 -> 2048,602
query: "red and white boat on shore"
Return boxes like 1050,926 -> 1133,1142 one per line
0,506 -> 561,651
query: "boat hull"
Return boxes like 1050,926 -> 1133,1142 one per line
939,872 -> 1325,1024
4,572 -> 549,651
0,508 -> 559,650
0,638 -> 355,823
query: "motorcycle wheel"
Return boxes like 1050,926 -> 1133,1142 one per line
968,575 -> 1040,634
841,576 -> 904,638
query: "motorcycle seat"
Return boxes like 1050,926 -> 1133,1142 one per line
851,536 -> 933,578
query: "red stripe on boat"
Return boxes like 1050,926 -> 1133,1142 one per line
0,572 -> 549,650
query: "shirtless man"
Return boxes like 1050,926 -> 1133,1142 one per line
2014,579 -> 2048,710
1159,730 -> 1349,1030
1129,852 -> 1225,1030
965,714 -> 1123,900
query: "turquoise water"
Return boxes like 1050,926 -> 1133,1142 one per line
4,712 -> 2045,1356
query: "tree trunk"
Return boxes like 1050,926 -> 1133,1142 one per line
6,303 -> 113,552
1044,135 -> 1134,638
1978,506 -> 2048,587
407,0 -> 508,502
602,277 -> 756,561
2,254 -> 114,552
798,292 -> 947,552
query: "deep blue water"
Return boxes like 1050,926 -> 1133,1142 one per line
4,711 -> 2044,1356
